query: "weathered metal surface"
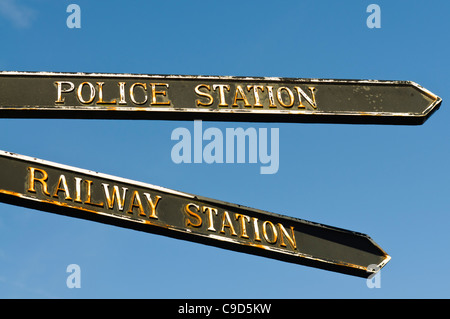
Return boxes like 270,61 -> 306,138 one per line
0,71 -> 441,124
0,150 -> 390,277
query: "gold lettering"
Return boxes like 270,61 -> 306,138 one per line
127,190 -> 145,217
27,167 -> 50,196
212,84 -> 230,107
84,180 -> 104,207
184,203 -> 202,228
252,217 -> 261,242
77,82 -> 96,104
150,83 -> 171,105
74,177 -> 83,203
96,82 -> 117,104
118,82 -> 127,104
277,86 -> 294,108
102,184 -> 128,211
130,83 -> 148,105
143,193 -> 161,219
220,211 -> 237,236
194,84 -> 214,106
55,81 -> 75,103
232,85 -> 251,107
52,174 -> 72,200
235,213 -> 250,239
294,86 -> 317,109
266,86 -> 277,108
202,206 -> 218,232
247,85 -> 264,107
262,220 -> 278,244
278,223 -> 297,250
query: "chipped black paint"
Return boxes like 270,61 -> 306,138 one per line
0,150 -> 390,278
0,71 -> 441,124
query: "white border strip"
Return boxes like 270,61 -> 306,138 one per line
0,150 -> 194,198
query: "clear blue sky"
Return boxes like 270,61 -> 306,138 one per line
0,0 -> 449,298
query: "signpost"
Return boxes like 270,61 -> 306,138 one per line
1,70 -> 440,278
0,150 -> 390,278
0,71 -> 442,124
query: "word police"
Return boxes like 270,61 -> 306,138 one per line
54,80 -> 318,109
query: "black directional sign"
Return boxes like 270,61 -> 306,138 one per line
0,71 -> 441,124
0,150 -> 390,277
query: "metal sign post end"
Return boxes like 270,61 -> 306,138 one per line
365,254 -> 391,277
